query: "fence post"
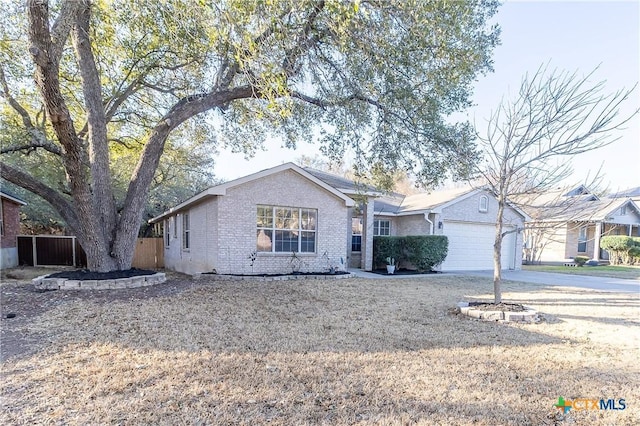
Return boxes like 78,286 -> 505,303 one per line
32,236 -> 38,267
72,236 -> 77,267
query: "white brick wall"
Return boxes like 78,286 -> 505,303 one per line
164,169 -> 349,275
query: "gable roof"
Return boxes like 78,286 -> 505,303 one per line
150,163 -> 355,223
303,167 -> 384,196
0,191 -> 27,206
373,186 -> 530,220
609,186 -> 640,198
525,195 -> 640,223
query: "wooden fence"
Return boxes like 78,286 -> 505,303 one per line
17,236 -> 164,269
131,237 -> 164,269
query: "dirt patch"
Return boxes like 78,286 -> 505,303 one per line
46,268 -> 156,280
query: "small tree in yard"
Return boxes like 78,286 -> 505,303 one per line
470,65 -> 637,304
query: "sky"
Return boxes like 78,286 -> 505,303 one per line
213,1 -> 640,192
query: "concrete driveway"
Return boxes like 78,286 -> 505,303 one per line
458,270 -> 640,293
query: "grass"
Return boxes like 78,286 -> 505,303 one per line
1,272 -> 639,425
523,264 -> 640,280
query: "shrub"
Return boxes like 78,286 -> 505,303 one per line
373,237 -> 403,268
373,235 -> 448,272
600,236 -> 636,265
629,246 -> 640,265
402,235 -> 448,272
573,256 -> 589,267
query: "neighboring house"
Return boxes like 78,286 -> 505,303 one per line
520,186 -> 640,263
1,191 -> 27,268
151,163 -> 528,275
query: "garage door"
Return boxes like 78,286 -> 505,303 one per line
440,222 -> 516,271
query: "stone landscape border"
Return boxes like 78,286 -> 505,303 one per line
457,301 -> 539,323
32,272 -> 166,291
196,272 -> 353,282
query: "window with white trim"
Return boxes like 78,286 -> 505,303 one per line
257,206 -> 317,253
182,212 -> 190,250
577,226 -> 587,253
351,217 -> 362,252
373,219 -> 390,236
0,200 -> 4,236
479,195 -> 489,213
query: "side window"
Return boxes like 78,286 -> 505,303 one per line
373,219 -> 390,236
351,217 -> 362,252
479,195 -> 489,213
577,226 -> 587,253
183,213 -> 190,250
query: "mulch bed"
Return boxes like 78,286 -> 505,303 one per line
45,268 -> 157,281
203,271 -> 350,277
370,268 -> 439,276
468,302 -> 526,312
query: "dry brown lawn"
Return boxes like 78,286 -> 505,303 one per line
1,271 -> 638,425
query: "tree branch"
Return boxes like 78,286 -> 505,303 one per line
0,161 -> 79,231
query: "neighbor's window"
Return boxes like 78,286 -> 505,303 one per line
351,217 -> 363,252
257,206 -> 317,253
183,212 -> 190,250
620,205 -> 627,215
0,200 -> 4,236
577,226 -> 587,253
164,219 -> 170,247
479,195 -> 489,213
373,219 -> 390,236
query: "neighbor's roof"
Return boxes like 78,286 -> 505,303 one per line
149,163 -> 355,223
0,191 -> 27,206
609,186 -> 640,198
526,196 -> 640,223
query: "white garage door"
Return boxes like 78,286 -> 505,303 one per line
440,222 -> 516,271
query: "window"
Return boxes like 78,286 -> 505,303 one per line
479,195 -> 489,213
182,213 -> 190,250
373,219 -> 390,236
351,217 -> 363,252
577,226 -> 587,253
257,206 -> 317,253
621,205 -> 627,215
0,200 -> 3,236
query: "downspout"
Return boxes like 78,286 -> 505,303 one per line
424,212 -> 434,235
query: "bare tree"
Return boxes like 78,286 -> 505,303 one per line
471,65 -> 637,303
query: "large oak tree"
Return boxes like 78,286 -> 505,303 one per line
1,0 -> 499,271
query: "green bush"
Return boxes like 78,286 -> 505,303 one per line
600,236 -> 640,265
629,246 -> 640,265
373,237 -> 403,268
373,235 -> 448,272
573,256 -> 589,267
